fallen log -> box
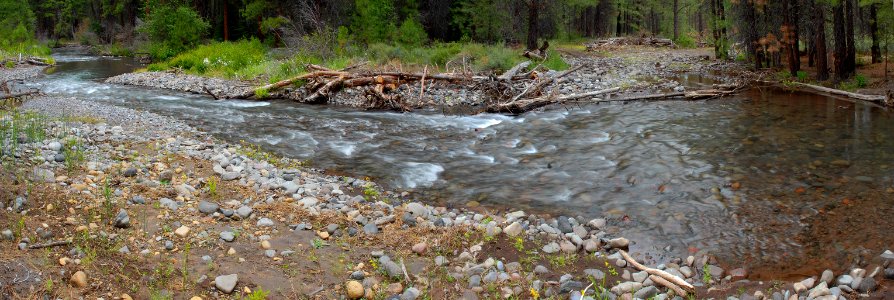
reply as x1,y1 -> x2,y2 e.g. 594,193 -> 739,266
788,82 -> 888,104
620,250 -> 695,295
498,61 -> 532,81
26,58 -> 52,66
488,87 -> 620,113
202,85 -> 219,100
512,63 -> 587,101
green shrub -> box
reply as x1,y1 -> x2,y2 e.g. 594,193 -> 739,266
396,18 -> 428,47
854,74 -> 867,88
142,5 -> 210,60
674,35 -> 696,48
796,70 -> 808,82
352,0 -> 396,43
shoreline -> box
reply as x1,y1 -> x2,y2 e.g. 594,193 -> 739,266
104,47 -> 753,111
2,61 -> 892,299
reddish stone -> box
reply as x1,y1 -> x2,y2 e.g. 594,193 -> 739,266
729,268 -> 748,281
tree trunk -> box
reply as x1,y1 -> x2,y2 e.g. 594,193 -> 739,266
718,0 -> 727,59
223,1 -> 229,41
784,0 -> 800,77
815,4 -> 829,81
845,0 -> 856,75
673,0 -> 679,40
527,0 -> 540,50
869,3 -> 881,64
833,2 -> 850,80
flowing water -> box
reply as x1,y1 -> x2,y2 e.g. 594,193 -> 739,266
27,50 -> 894,277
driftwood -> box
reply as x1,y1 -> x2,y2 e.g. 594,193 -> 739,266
788,82 -> 890,106
512,64 -> 587,101
649,275 -> 688,297
586,37 -> 675,51
599,84 -> 741,103
620,250 -> 695,295
488,87 -> 620,113
27,240 -> 71,249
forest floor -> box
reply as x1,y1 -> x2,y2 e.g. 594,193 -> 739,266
1,47 -> 893,300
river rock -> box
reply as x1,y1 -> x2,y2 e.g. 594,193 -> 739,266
346,280 -> 364,299
401,287 -> 420,300
542,242 -> 560,254
123,168 -> 137,177
47,141 -> 62,151
588,218 -> 606,229
174,226 -> 190,237
221,172 -> 240,181
504,222 -> 523,237
215,274 -> 238,294
836,275 -> 853,286
858,277 -> 877,293
257,218 -> 274,227
557,216 -> 573,233
634,286 -> 659,299
32,168 -> 55,183
220,231 -> 235,242
235,206 -> 252,218
606,237 -> 629,249
807,282 -> 830,299
412,242 -> 427,255
70,271 -> 88,288
881,250 -> 894,260
820,270 -> 834,285
379,257 -> 403,279
114,209 -> 130,228
198,201 -> 219,214
405,202 -> 428,218
610,282 -> 642,295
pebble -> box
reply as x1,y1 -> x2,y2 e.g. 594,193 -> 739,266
607,237 -> 629,249
411,242 -> 427,255
836,275 -> 853,286
401,287 -> 420,300
174,226 -> 190,237
885,268 -> 894,279
261,240 -> 271,249
250,215 -> 274,227
215,274 -> 239,294
198,201 -> 219,214
220,231 -> 235,242
634,286 -> 659,299
235,206 -> 252,219
114,209 -> 130,228
542,242 -> 560,254
820,269 -> 834,284
70,271 -> 88,288
362,223 -> 378,235
503,222 -> 523,236
1,229 -> 12,240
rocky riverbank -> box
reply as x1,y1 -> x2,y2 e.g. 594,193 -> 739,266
1,92 -> 892,299
104,48 -> 755,111
0,64 -> 46,83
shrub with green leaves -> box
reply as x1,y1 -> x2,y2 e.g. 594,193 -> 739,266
142,5 -> 210,60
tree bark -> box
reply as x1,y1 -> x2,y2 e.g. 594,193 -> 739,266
844,0 -> 856,75
784,0 -> 800,77
815,3 -> 829,81
833,1 -> 850,80
527,0 -> 540,50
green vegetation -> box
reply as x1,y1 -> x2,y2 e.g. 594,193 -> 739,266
147,40 -> 267,79
142,3 -> 210,60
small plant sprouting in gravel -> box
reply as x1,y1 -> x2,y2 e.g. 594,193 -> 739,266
311,237 -> 324,249
512,237 -> 525,252
702,263 -> 712,285
207,176 -> 219,198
